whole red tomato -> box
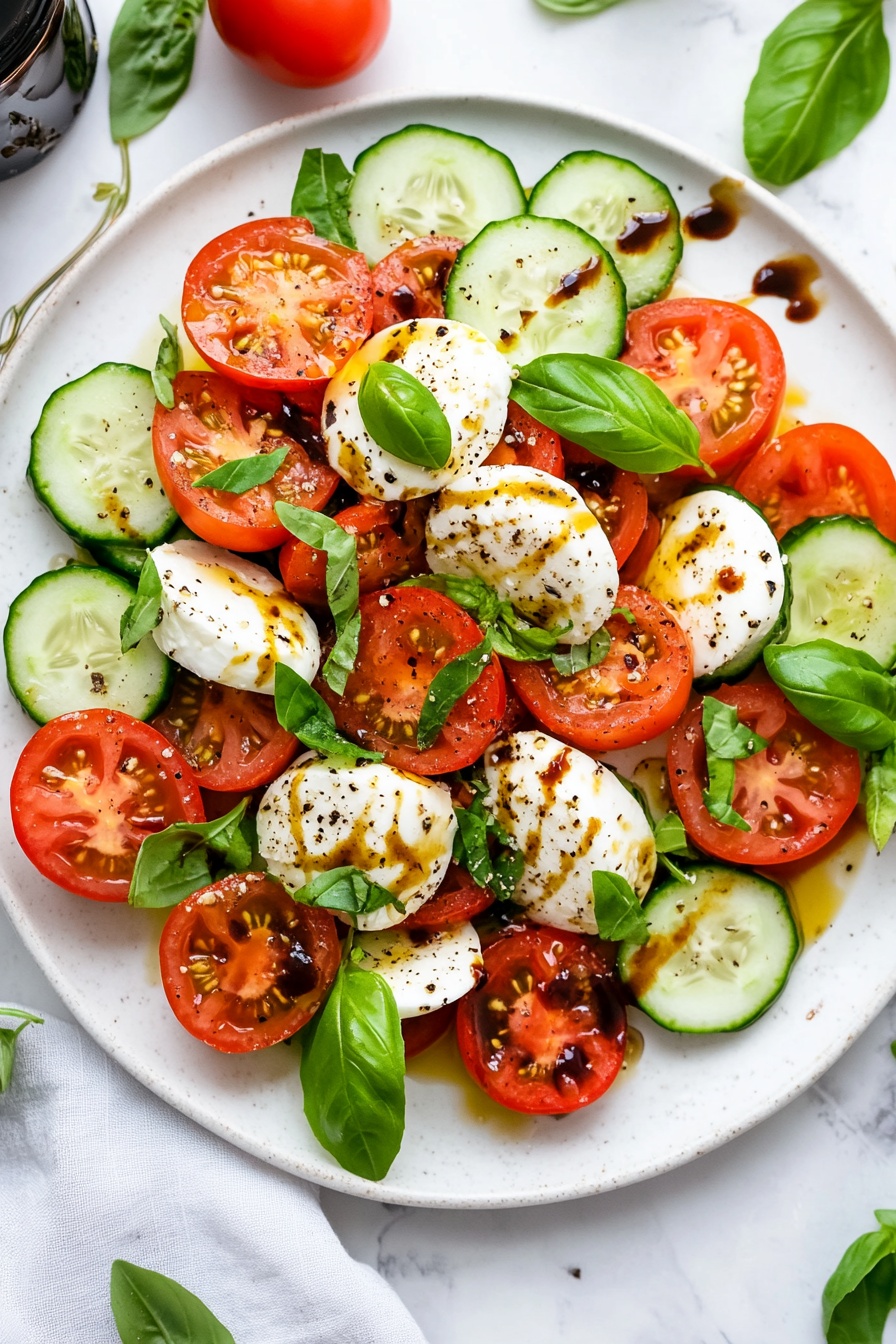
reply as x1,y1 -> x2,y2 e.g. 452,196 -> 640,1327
208,0 -> 390,88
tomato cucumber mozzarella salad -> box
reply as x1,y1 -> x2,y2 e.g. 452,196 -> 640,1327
7,124 -> 896,1181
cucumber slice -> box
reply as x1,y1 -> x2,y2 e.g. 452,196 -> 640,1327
781,514 -> 896,669
28,363 -> 176,548
85,520 -> 199,577
4,566 -> 173,724
618,864 -> 799,1033
349,123 -> 527,265
444,215 -> 626,365
528,151 -> 682,309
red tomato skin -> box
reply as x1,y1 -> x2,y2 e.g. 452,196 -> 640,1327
402,1002 -> 458,1059
619,511 -> 661,585
207,0 -> 390,88
484,403 -> 564,477
371,235 -> 462,331
11,710 -> 204,902
403,863 -> 494,930
562,440 -> 648,564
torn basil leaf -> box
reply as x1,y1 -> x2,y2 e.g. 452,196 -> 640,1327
120,554 -> 162,653
274,663 -> 382,762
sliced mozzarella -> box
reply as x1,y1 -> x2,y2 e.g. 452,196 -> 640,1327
355,920 -> 483,1018
483,730 -> 656,936
643,489 -> 785,680
256,759 -> 457,931
426,464 -> 618,642
151,539 -> 319,694
322,318 -> 510,501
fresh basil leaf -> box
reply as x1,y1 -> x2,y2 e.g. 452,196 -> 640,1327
551,629 -> 610,675
120,554 -> 162,653
275,502 -> 360,692
764,640 -> 896,752
110,1258 -> 235,1344
866,740 -> 896,853
703,757 -> 751,832
491,609 -> 573,661
744,0 -> 890,187
128,799 -> 251,908
294,866 -> 402,918
151,313 -> 180,409
300,957 -> 405,1181
273,663 -> 382,762
510,353 -> 704,475
490,845 -> 525,902
108,0 -> 205,144
290,148 -> 356,247
653,811 -> 695,857
701,696 -> 767,832
401,573 -> 502,626
358,363 -> 452,470
612,605 -> 636,623
324,608 -> 361,697
0,1009 -> 43,1093
535,0 -> 624,11
417,632 -> 494,751
452,781 -> 523,899
193,444 -> 289,494
591,870 -> 649,944
821,1211 -> 896,1344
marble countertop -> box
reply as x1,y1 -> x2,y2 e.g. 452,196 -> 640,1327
2,0 -> 895,1338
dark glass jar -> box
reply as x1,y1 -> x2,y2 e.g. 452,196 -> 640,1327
0,0 -> 97,180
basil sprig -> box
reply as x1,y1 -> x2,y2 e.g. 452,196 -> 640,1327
866,741 -> 896,853
110,1259 -> 235,1344
358,364 -> 452,471
510,353 -> 704,475
701,696 -> 768,832
152,314 -> 181,410
763,640 -> 896,752
293,866 -> 403,920
128,798 -> 255,908
300,941 -> 405,1181
275,502 -> 360,694
402,574 -> 572,661
109,0 -> 205,144
821,1209 -> 896,1344
536,0 -> 623,11
417,632 -> 495,751
591,871 -> 648,944
290,148 -> 356,247
452,778 -> 524,901
194,444 -> 289,494
120,554 -> 162,653
274,664 -> 382,762
0,1008 -> 43,1093
744,0 -> 889,186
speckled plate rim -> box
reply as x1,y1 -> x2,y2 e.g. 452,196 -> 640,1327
1,88 -> 894,1209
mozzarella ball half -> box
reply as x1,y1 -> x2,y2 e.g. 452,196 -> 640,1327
643,489 -> 785,680
483,730 -> 656,936
355,921 -> 483,1018
256,759 -> 457,931
426,464 -> 619,642
151,539 -> 319,693
322,318 -> 510,501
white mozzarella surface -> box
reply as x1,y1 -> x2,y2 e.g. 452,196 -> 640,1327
483,730 -> 656,936
322,318 -> 510,501
643,489 -> 785,680
256,759 -> 457,931
426,464 -> 618,642
355,921 -> 483,1018
151,539 -> 319,694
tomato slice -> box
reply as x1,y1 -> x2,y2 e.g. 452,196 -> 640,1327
11,710 -> 204,902
403,862 -> 494,930
371,235 -> 463,331
619,510 -> 661,584
402,1001 -> 458,1059
182,218 -> 373,405
318,586 -> 506,774
667,681 -> 861,865
456,923 -> 626,1114
159,871 -> 340,1052
279,498 -> 429,606
621,298 -> 786,479
505,585 -> 693,752
153,371 -> 339,551
734,422 -> 896,541
484,403 -> 564,477
563,440 -> 648,564
151,670 -> 298,792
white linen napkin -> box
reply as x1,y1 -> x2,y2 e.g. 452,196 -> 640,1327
0,1007 -> 427,1344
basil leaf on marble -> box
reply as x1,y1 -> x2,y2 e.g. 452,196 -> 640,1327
128,799 -> 252,908
290,149 -> 356,247
194,444 -> 289,494
591,870 -> 648,944
274,663 -> 382,762
120,554 -> 161,653
275,503 -> 360,693
294,866 -> 402,918
358,364 -> 452,470
108,0 -> 205,144
551,628 -> 610,675
821,1210 -> 896,1344
701,696 -> 768,832
110,1258 -> 235,1344
151,314 -> 181,410
764,640 -> 896,752
0,1008 -> 44,1093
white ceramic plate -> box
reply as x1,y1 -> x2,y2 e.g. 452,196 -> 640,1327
2,91 -> 895,1209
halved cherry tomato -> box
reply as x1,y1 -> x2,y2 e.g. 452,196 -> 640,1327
151,670 -> 298,792
279,497 -> 429,606
619,510 -> 661,584
153,371 -> 339,551
505,585 -> 692,752
734,422 -> 896,541
484,403 -> 564,477
159,871 -> 340,1052
563,440 -> 648,564
457,923 -> 626,1114
317,586 -> 506,774
667,682 -> 861,865
371,235 -> 462,331
10,710 -> 204,902
621,298 -> 785,479
404,863 -> 494,930
496,677 -> 534,736
402,1001 -> 458,1059
182,218 -> 373,408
